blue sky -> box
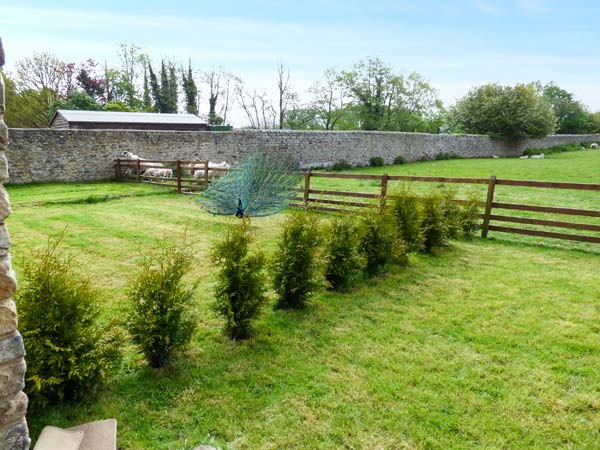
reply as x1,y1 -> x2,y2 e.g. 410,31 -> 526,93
2,0 -> 599,123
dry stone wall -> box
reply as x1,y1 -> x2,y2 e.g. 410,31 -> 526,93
0,38 -> 30,450
7,128 -> 600,184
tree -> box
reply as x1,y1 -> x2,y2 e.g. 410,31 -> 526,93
276,63 -> 297,129
147,62 -> 160,112
450,83 -> 556,139
309,67 -> 346,130
49,90 -> 101,117
116,43 -> 145,108
542,83 -> 594,134
76,59 -> 105,102
340,57 -> 442,132
2,73 -> 51,128
181,60 -> 198,115
142,67 -> 152,112
203,69 -> 239,124
235,84 -> 276,129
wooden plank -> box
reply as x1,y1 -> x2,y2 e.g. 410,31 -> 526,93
388,175 -> 490,184
309,189 -> 379,199
495,179 -> 600,191
492,202 -> 600,218
176,160 -> 182,193
303,171 -> 311,206
310,172 -> 383,180
308,198 -> 373,208
488,225 -> 600,244
489,215 -> 600,232
481,176 -> 496,238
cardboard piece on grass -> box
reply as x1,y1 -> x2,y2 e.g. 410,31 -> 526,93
66,418 -> 117,450
33,426 -> 84,450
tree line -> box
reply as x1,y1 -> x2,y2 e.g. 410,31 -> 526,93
2,43 -> 599,139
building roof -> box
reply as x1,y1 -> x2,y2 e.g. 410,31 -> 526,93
51,110 -> 206,125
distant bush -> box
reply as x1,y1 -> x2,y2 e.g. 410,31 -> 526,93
434,152 -> 462,161
324,216 -> 363,291
360,209 -> 407,276
369,156 -> 385,167
127,239 -> 196,368
330,159 -> 352,171
523,143 -> 581,156
272,213 -> 322,309
390,185 -> 423,252
393,155 -> 407,165
18,237 -> 121,407
440,189 -> 463,240
420,192 -> 449,252
212,220 -> 267,339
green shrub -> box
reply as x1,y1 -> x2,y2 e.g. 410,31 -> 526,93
434,152 -> 462,161
460,192 -> 481,238
127,240 -> 196,368
212,220 -> 267,339
369,156 -> 385,167
360,209 -> 407,276
523,143 -> 581,156
420,192 -> 449,253
330,159 -> 352,171
272,213 -> 322,309
324,216 -> 363,291
17,238 -> 121,407
390,185 -> 423,252
393,155 -> 407,165
440,189 -> 462,240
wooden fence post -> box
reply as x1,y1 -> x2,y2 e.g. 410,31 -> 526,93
481,175 -> 497,238
115,159 -> 121,181
176,160 -> 182,193
136,159 -> 141,183
303,170 -> 311,209
204,160 -> 209,186
380,173 -> 389,210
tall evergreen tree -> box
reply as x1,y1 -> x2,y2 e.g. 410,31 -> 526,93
160,61 -> 171,113
181,60 -> 198,115
168,64 -> 178,113
142,67 -> 152,112
148,62 -> 161,112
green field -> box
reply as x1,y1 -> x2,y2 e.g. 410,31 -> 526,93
7,150 -> 600,449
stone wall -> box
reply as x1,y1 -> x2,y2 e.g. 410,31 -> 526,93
0,38 -> 30,450
7,128 -> 600,184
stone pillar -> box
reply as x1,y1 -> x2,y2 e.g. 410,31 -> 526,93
0,37 -> 30,450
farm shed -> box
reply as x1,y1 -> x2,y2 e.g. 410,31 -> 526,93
49,110 -> 209,131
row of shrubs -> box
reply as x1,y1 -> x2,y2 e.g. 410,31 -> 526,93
329,152 -> 463,171
16,186 -> 479,408
523,141 -> 596,156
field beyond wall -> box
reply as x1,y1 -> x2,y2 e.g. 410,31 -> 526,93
7,150 -> 600,449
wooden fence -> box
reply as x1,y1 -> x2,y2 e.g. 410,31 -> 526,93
114,159 -> 228,193
290,171 -> 600,245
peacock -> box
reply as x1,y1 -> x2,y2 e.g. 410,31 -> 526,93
196,151 -> 300,218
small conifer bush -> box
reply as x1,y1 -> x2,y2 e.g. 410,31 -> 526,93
440,189 -> 463,240
420,192 -> 449,252
360,209 -> 408,276
127,239 -> 196,368
390,185 -> 423,252
212,220 -> 267,340
272,213 -> 322,309
369,156 -> 385,167
17,237 -> 121,407
460,192 -> 481,238
323,216 -> 363,291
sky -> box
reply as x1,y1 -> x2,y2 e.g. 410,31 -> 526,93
1,0 -> 599,125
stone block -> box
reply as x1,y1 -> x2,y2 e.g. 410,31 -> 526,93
0,223 -> 11,256
0,417 -> 30,450
0,332 -> 24,363
33,426 -> 83,450
0,154 -> 8,181
0,299 -> 18,335
0,391 -> 27,426
66,419 -> 118,450
0,357 -> 26,398
0,256 -> 16,301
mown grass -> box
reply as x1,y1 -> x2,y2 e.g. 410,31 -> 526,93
6,152 -> 600,449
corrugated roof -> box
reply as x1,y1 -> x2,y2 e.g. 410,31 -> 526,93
55,110 -> 206,125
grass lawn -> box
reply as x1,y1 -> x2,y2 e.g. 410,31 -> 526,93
6,151 -> 600,449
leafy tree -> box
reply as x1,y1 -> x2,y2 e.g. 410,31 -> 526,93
142,67 -> 152,112
181,60 -> 198,115
451,83 -> 556,139
542,83 -> 594,134
309,67 -> 346,130
76,59 -> 105,102
3,73 -> 51,128
49,90 -> 101,117
340,57 -> 442,132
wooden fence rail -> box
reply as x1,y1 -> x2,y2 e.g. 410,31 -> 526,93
291,171 -> 600,245
114,159 -> 600,245
114,159 -> 228,193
